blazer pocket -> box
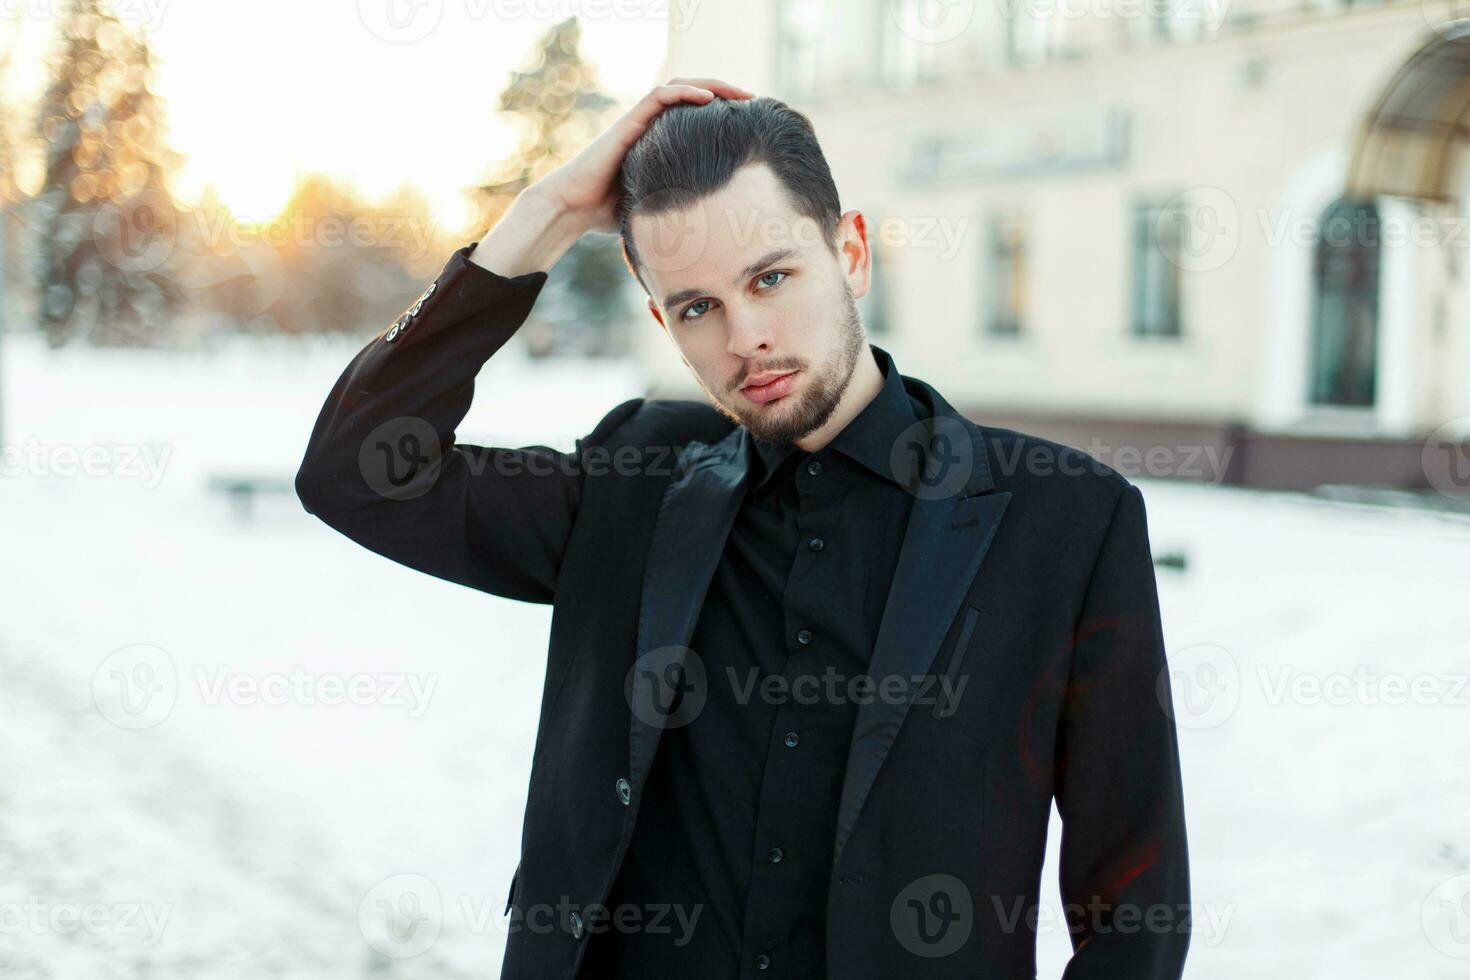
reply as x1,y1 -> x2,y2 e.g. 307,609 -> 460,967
504,861 -> 521,916
932,604 -> 980,720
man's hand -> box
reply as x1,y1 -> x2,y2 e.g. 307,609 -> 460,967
539,78 -> 756,234
470,78 -> 754,278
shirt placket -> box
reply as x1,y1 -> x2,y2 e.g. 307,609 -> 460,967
737,451 -> 840,978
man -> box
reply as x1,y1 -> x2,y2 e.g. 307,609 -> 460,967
295,79 -> 1190,979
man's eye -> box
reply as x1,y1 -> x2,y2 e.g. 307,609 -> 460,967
680,273 -> 787,322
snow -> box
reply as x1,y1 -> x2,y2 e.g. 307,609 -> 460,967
1,331 -> 1466,977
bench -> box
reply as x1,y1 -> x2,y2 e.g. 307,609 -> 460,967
207,473 -> 296,522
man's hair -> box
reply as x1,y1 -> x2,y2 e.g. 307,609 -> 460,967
615,95 -> 842,298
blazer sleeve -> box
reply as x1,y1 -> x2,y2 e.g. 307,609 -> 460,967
293,240 -> 643,605
1055,482 -> 1191,978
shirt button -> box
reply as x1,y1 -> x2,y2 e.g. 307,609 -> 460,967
783,731 -> 799,748
756,953 -> 771,970
615,777 -> 631,805
806,459 -> 822,476
796,628 -> 812,645
768,847 -> 784,863
808,537 -> 824,552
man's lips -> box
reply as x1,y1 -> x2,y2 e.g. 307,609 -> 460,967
741,371 -> 798,404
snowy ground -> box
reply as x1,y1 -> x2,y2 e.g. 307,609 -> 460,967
0,331 -> 1467,978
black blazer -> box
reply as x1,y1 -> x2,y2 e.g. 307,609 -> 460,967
295,242 -> 1190,979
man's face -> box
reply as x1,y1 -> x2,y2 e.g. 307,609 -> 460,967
632,161 -> 872,446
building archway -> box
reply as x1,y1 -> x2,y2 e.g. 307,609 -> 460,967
1345,19 -> 1470,435
1345,19 -> 1470,206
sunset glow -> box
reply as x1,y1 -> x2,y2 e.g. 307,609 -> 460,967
3,0 -> 669,232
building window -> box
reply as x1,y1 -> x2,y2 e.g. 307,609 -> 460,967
1132,0 -> 1220,43
882,0 -> 941,87
777,0 -> 884,96
1130,199 -> 1185,338
984,214 -> 1027,336
776,0 -> 826,97
1308,197 -> 1379,407
1005,3 -> 1061,68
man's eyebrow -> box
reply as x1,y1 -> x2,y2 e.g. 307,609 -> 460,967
661,248 -> 801,311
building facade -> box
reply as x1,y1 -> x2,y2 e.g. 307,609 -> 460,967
637,0 -> 1470,492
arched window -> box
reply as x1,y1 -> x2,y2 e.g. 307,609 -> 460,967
1308,197 -> 1379,407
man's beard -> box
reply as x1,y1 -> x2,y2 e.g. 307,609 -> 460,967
700,281 -> 866,446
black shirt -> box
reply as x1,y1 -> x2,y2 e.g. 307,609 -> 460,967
578,345 -> 922,979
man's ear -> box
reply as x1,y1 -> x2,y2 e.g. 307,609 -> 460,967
647,298 -> 668,333
840,209 -> 872,303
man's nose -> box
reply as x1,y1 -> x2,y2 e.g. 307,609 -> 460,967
725,305 -> 776,358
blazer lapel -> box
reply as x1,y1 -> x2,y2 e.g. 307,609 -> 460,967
626,388 -> 1013,872
831,401 -> 1012,868
627,424 -> 750,809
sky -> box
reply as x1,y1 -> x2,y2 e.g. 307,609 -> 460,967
2,0 -> 671,232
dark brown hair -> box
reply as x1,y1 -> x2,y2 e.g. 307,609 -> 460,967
615,95 -> 842,297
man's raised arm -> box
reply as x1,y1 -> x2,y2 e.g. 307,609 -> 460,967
292,189 -> 612,604
293,79 -> 754,604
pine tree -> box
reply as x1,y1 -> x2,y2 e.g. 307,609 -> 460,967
1,32 -> 20,332
469,17 -> 634,357
31,0 -> 185,347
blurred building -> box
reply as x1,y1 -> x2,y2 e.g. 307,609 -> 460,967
637,0 -> 1470,491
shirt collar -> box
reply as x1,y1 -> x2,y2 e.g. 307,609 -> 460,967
748,344 -> 919,493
